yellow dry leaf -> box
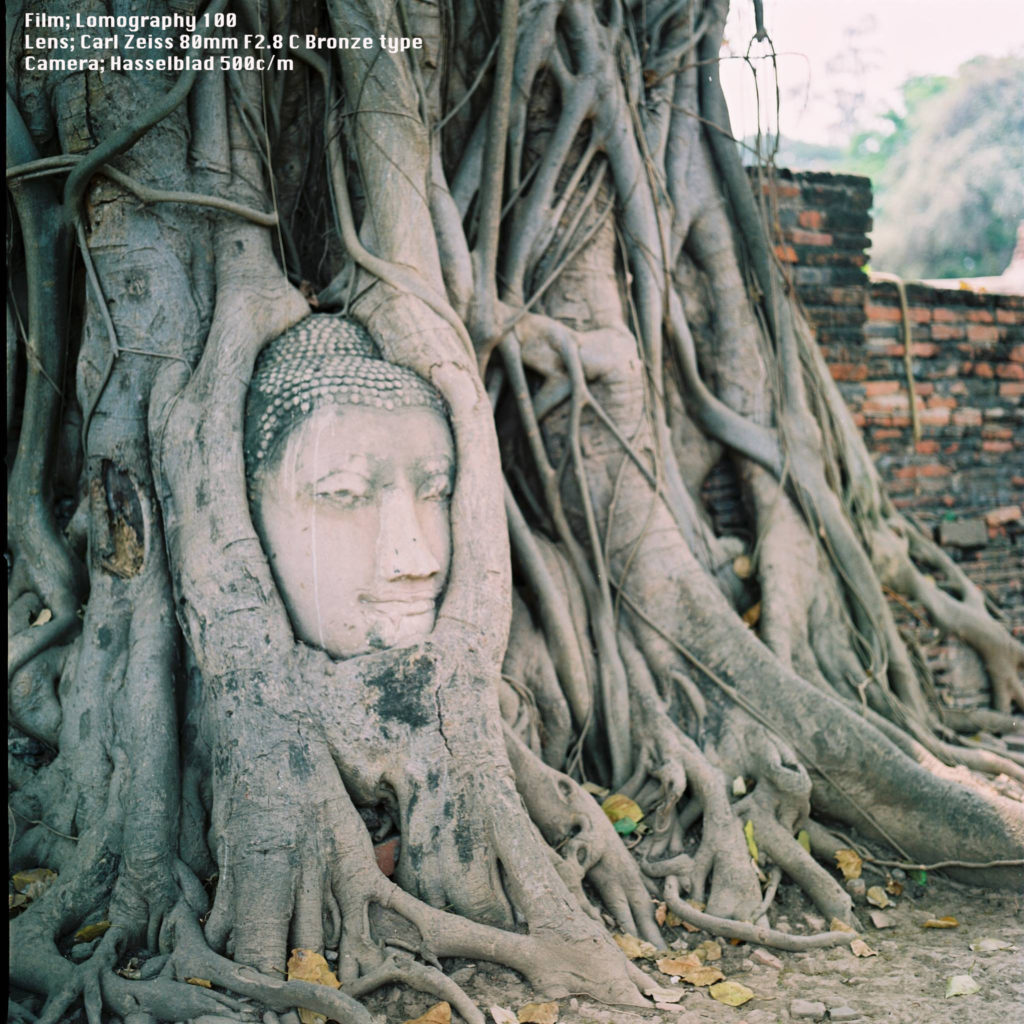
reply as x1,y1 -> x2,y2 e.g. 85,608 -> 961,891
602,794 -> 644,826
834,849 -> 862,880
654,901 -> 667,926
403,1003 -> 452,1024
613,933 -> 656,959
866,886 -> 889,909
732,775 -> 747,796
517,1002 -> 558,1024
829,918 -> 856,933
732,554 -> 753,579
287,948 -> 341,989
696,940 -> 722,962
923,916 -> 959,929
74,921 -> 112,943
797,829 -> 811,853
288,948 -> 342,1024
850,939 -> 877,958
31,608 -> 53,626
743,820 -> 759,860
656,954 -> 702,976
185,977 -> 212,988
709,980 -> 754,1006
489,1008 -> 518,1024
742,601 -> 761,627
12,868 -> 58,899
664,909 -> 685,927
9,893 -> 28,910
886,877 -> 903,896
680,966 -> 725,987
582,782 -> 609,798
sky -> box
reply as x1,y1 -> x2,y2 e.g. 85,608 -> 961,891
720,0 -> 1024,146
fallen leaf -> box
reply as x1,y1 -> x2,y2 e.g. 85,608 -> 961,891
404,1004 -> 452,1024
923,916 -> 959,929
489,1009 -> 518,1024
517,1002 -> 558,1024
679,966 -> 725,987
885,878 -> 904,896
74,921 -> 111,943
582,782 -> 609,798
742,601 -> 761,627
656,954 -> 702,976
185,977 -> 211,988
12,868 -> 58,900
834,849 -> 862,880
866,886 -> 889,909
732,554 -> 753,579
602,794 -> 644,826
744,820 -> 759,860
945,975 -> 980,998
969,937 -> 1014,952
869,911 -> 895,929
288,948 -> 342,1024
31,608 -> 53,626
829,918 -> 856,933
850,939 -> 877,958
797,829 -> 811,854
654,901 -> 667,926
696,940 -> 722,962
287,948 -> 341,989
9,893 -> 28,911
709,980 -> 754,1006
732,775 -> 747,796
613,933 -> 656,959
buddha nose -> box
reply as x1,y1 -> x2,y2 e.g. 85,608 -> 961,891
377,487 -> 442,581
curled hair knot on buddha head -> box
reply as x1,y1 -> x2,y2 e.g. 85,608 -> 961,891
245,314 -> 448,486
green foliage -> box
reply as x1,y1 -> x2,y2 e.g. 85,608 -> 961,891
849,58 -> 1024,279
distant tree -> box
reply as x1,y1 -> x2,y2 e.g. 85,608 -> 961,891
851,58 -> 1024,278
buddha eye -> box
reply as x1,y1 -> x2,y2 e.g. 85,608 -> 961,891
418,473 -> 452,502
314,472 -> 372,508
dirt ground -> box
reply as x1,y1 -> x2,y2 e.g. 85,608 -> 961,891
380,872 -> 1023,1024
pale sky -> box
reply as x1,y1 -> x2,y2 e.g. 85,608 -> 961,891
721,0 -> 1024,145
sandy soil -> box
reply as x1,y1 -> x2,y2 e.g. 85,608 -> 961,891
382,873 -> 1023,1024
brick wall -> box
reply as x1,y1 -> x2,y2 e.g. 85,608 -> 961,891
740,169 -> 1024,691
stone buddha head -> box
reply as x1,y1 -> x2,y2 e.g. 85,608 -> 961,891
245,315 -> 454,659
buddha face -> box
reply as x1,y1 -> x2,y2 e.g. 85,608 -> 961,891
252,404 -> 454,658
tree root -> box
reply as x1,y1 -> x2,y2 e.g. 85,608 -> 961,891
662,878 -> 856,952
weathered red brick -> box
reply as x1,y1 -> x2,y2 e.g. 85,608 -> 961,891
932,323 -> 965,340
997,363 -> 1024,380
915,440 -> 940,454
911,342 -> 938,358
918,407 -> 951,426
914,382 -> 934,396
927,395 -> 957,409
952,408 -> 983,427
932,307 -> 959,322
851,412 -> 866,427
874,429 -> 902,439
983,440 -> 1015,453
966,309 -> 995,323
867,303 -> 902,322
1009,344 -> 1024,363
982,426 -> 1014,440
974,362 -> 995,378
829,363 -> 869,382
999,381 -> 1024,397
798,209 -> 823,229
775,244 -> 797,263
864,379 -> 901,396
949,381 -> 968,394
909,307 -> 931,323
967,324 -> 999,344
997,308 -> 1022,324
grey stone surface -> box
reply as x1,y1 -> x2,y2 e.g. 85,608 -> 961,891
828,1007 -> 863,1022
939,516 -> 988,548
790,999 -> 827,1020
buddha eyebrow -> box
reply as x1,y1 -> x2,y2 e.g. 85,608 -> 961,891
411,455 -> 454,478
313,455 -> 380,488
